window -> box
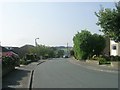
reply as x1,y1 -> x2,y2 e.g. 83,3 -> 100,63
112,45 -> 117,50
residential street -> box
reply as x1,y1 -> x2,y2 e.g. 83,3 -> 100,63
32,58 -> 118,88
2,58 -> 118,89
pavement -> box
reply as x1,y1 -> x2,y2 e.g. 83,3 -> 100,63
2,60 -> 45,89
69,57 -> 119,73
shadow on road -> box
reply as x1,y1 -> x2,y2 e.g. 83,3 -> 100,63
2,69 -> 30,89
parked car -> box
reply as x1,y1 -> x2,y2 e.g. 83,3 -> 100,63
63,55 -> 69,58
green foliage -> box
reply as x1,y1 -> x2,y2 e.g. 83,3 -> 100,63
73,30 -> 93,60
25,54 -> 36,60
73,30 -> 106,60
70,50 -> 74,56
20,59 -> 27,65
29,45 -> 56,59
57,50 -> 64,58
95,2 -> 120,42
98,57 -> 111,65
110,55 -> 120,61
92,34 -> 106,56
2,56 -> 20,67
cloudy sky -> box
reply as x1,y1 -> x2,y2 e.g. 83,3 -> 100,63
0,1 -> 116,47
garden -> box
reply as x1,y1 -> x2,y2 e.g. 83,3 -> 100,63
2,51 -> 20,76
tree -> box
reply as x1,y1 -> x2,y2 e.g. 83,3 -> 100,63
73,30 -> 106,60
29,44 -> 56,59
95,1 -> 120,42
70,50 -> 74,56
92,34 -> 106,56
73,30 -> 93,60
57,50 -> 64,58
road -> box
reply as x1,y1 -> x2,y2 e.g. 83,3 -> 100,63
32,58 -> 118,88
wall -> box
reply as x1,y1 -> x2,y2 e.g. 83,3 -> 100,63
110,40 -> 120,56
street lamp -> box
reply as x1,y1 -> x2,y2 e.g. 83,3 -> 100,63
35,38 -> 39,60
35,38 -> 39,46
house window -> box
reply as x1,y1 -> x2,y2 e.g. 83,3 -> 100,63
112,45 -> 117,50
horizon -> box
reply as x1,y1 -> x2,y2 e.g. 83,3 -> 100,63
1,44 -> 73,48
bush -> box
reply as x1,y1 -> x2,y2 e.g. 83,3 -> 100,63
2,56 -> 20,67
20,59 -> 27,65
110,55 -> 120,61
98,57 -> 111,65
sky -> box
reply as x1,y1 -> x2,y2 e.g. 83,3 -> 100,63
0,1 -> 116,47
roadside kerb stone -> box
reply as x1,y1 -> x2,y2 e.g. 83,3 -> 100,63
2,60 -> 46,89
28,60 -> 46,89
69,58 -> 118,73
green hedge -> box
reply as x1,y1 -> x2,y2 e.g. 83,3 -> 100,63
2,56 -> 20,67
98,57 -> 111,65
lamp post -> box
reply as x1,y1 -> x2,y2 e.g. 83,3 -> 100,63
35,38 -> 39,46
35,38 -> 39,59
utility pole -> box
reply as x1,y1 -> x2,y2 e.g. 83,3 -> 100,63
67,43 -> 68,56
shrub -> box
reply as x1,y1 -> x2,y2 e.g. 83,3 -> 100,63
20,59 -> 27,65
2,56 -> 20,67
98,57 -> 111,65
114,56 -> 120,61
110,55 -> 120,61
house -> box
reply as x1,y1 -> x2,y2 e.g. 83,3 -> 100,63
103,37 -> 120,56
110,40 -> 120,56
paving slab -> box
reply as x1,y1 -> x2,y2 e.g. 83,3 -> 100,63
2,60 -> 45,89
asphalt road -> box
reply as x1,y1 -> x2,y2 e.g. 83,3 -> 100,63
32,58 -> 118,88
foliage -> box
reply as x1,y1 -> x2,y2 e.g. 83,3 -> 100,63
29,45 -> 56,59
70,50 -> 74,56
20,59 -> 27,65
110,55 -> 120,61
95,2 -> 120,42
57,50 -> 64,58
98,57 -> 111,65
73,30 -> 93,60
20,59 -> 32,65
2,55 -> 20,67
25,54 -> 37,61
92,34 -> 106,56
73,30 -> 106,60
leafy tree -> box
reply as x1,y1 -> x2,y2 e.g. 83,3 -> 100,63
95,2 -> 120,42
92,34 -> 106,56
70,50 -> 74,56
57,50 -> 64,58
29,45 -> 56,59
73,30 -> 93,60
73,30 -> 106,60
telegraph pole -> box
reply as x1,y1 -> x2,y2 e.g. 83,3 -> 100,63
67,43 -> 68,56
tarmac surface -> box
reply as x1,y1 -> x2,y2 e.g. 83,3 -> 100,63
33,58 -> 118,88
